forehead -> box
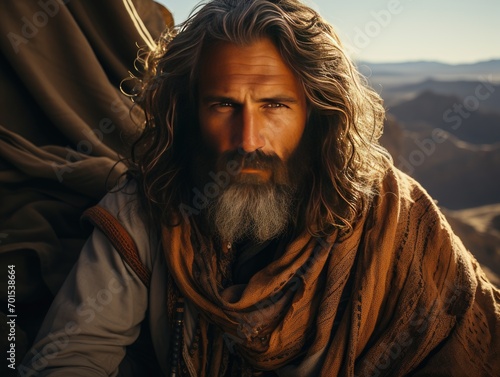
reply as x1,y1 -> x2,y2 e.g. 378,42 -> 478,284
198,38 -> 301,91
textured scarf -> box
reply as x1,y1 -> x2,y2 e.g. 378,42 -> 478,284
162,167 -> 500,376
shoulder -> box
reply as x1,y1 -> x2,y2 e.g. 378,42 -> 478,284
98,178 -> 144,226
366,165 -> 456,252
92,178 -> 159,271
378,165 -> 442,215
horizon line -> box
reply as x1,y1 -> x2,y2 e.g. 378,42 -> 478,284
356,57 -> 500,66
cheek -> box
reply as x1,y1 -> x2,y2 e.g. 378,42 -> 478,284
278,115 -> 307,157
198,113 -> 233,153
292,119 -> 306,145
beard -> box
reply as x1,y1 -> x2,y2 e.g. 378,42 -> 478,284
207,149 -> 297,244
208,178 -> 295,244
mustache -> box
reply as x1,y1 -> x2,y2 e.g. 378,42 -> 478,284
215,149 -> 286,174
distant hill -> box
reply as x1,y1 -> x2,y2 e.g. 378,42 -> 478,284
388,91 -> 500,145
443,206 -> 500,284
373,60 -> 500,281
359,59 -> 500,87
380,116 -> 500,209
360,59 -> 500,75
369,62 -> 500,208
378,79 -> 500,111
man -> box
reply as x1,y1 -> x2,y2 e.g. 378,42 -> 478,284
20,0 -> 500,376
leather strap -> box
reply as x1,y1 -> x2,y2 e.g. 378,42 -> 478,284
82,205 -> 151,287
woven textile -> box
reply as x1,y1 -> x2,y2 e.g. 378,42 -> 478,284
162,167 -> 500,376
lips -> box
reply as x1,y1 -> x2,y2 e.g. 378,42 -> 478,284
214,149 -> 288,185
239,168 -> 272,181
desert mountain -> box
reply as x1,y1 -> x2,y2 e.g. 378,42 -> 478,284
374,65 -> 500,281
378,79 -> 500,111
443,205 -> 500,286
388,90 -> 500,145
359,59 -> 500,86
381,118 -> 500,210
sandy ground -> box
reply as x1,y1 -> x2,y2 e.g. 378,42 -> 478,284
443,204 -> 500,287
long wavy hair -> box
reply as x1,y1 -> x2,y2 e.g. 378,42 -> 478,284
129,0 -> 392,236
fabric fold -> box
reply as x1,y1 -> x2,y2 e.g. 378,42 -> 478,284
161,167 -> 500,376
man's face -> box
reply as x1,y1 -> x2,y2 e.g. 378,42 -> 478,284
196,38 -> 309,243
198,37 -> 308,177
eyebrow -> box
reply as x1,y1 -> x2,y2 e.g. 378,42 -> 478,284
201,95 -> 299,104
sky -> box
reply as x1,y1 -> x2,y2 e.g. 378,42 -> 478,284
157,0 -> 500,64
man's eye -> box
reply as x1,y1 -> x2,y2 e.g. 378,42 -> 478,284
211,102 -> 235,112
265,103 -> 287,109
212,102 -> 235,109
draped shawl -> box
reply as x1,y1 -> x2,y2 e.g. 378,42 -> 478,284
162,167 -> 500,376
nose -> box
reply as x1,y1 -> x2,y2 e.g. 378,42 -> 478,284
239,106 -> 266,153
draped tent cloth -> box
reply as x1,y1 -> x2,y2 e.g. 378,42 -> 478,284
0,0 -> 170,358
162,167 -> 500,376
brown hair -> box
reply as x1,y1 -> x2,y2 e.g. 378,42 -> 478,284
129,0 -> 392,235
